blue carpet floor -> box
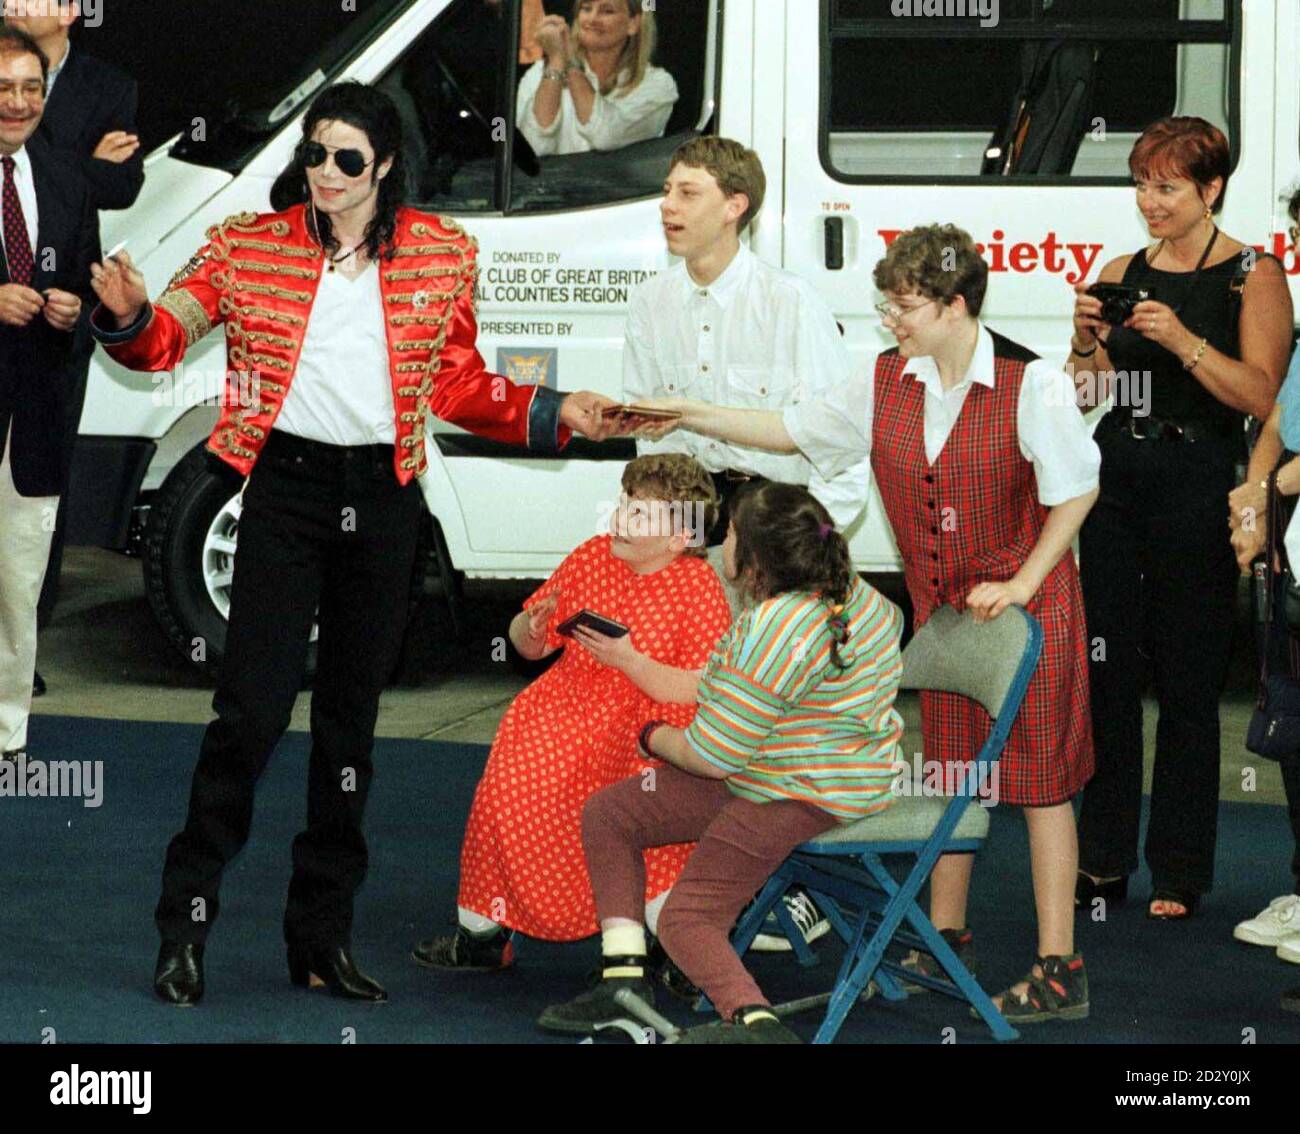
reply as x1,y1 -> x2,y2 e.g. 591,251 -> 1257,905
2,715 -> 1298,1044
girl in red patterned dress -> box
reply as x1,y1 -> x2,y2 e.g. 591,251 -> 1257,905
413,454 -> 732,973
627,225 -> 1102,1024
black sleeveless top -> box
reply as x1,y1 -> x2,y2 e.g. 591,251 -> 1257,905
1104,247 -> 1244,436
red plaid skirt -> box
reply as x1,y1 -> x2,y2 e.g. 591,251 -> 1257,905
915,554 -> 1094,806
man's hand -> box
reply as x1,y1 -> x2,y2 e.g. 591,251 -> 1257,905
1228,480 -> 1267,533
92,130 -> 141,164
0,283 -> 45,327
41,289 -> 81,332
1232,523 -> 1267,576
560,391 -> 622,441
89,250 -> 149,328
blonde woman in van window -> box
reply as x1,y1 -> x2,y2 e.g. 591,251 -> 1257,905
1070,117 -> 1294,923
517,0 -> 678,156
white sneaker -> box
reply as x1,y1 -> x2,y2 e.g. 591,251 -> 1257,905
1279,933 -> 1300,964
751,890 -> 830,953
1232,894 -> 1300,946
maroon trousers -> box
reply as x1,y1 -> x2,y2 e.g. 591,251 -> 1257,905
582,764 -> 837,1019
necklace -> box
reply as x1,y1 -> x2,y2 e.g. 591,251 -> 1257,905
327,245 -> 360,273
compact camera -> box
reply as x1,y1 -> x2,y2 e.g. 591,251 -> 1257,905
1086,283 -> 1152,325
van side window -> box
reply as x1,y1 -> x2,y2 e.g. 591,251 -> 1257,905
824,0 -> 1234,182
376,0 -> 510,211
509,0 -> 718,212
377,0 -> 718,214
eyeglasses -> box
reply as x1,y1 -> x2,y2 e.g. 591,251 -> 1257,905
875,297 -> 941,322
301,140 -> 375,179
0,80 -> 45,103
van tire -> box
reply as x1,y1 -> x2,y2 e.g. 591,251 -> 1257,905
142,446 -> 318,683
390,512 -> 467,685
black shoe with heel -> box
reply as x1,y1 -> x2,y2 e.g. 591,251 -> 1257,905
154,941 -> 204,1006
1074,872 -> 1128,910
288,943 -> 387,1001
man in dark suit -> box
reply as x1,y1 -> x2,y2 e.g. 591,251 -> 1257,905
3,0 -> 142,645
0,25 -> 99,759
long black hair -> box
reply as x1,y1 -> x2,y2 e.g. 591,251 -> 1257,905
730,482 -> 857,669
270,81 -> 408,263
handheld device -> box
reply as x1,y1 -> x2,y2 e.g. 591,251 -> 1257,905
556,609 -> 631,639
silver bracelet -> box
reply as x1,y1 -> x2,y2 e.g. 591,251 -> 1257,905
542,66 -> 566,83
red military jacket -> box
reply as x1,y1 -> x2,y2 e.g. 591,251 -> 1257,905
91,204 -> 571,483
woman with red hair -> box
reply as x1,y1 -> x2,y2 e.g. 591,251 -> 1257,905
1070,117 -> 1294,920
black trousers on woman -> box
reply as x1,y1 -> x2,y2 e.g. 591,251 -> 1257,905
1077,421 -> 1240,896
155,431 -> 422,947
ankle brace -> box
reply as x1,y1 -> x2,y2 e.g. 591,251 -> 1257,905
601,955 -> 646,980
734,1005 -> 779,1027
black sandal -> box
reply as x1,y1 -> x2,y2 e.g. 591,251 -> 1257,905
1147,890 -> 1198,921
980,954 -> 1089,1024
1074,871 -> 1127,910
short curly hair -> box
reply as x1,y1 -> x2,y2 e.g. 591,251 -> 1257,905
621,453 -> 718,557
873,223 -> 989,318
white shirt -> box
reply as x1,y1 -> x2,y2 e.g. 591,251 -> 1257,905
46,43 -> 69,94
0,145 -> 39,274
783,323 -> 1100,507
624,244 -> 872,528
274,263 -> 395,446
516,58 -> 678,156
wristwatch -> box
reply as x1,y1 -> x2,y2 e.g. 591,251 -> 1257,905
638,719 -> 667,758
543,66 -> 566,82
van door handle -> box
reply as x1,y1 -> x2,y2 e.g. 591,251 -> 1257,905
824,217 -> 844,271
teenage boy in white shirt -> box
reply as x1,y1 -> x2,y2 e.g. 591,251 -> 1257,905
624,135 -> 871,579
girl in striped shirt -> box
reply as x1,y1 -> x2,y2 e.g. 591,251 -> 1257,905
537,481 -> 905,1043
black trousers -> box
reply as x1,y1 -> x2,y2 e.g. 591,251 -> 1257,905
1076,421 -> 1239,894
1284,752 -> 1300,893
155,431 -> 422,946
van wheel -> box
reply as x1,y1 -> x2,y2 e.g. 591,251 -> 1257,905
390,512 -> 468,685
142,447 -> 319,682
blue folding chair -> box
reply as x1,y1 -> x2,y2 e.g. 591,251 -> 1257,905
727,603 -> 1043,1043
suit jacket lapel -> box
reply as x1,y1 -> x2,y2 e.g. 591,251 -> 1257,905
27,138 -> 64,292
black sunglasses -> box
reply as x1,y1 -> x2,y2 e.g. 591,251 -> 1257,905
301,140 -> 374,179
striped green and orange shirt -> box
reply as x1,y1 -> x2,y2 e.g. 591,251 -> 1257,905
685,576 -> 905,822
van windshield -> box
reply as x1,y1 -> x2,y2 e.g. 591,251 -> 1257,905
167,0 -> 412,173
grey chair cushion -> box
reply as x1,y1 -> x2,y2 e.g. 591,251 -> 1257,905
900,604 -> 1033,718
805,794 -> 990,847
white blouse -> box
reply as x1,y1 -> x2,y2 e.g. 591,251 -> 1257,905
274,263 -> 395,447
783,323 -> 1101,507
516,58 -> 678,156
